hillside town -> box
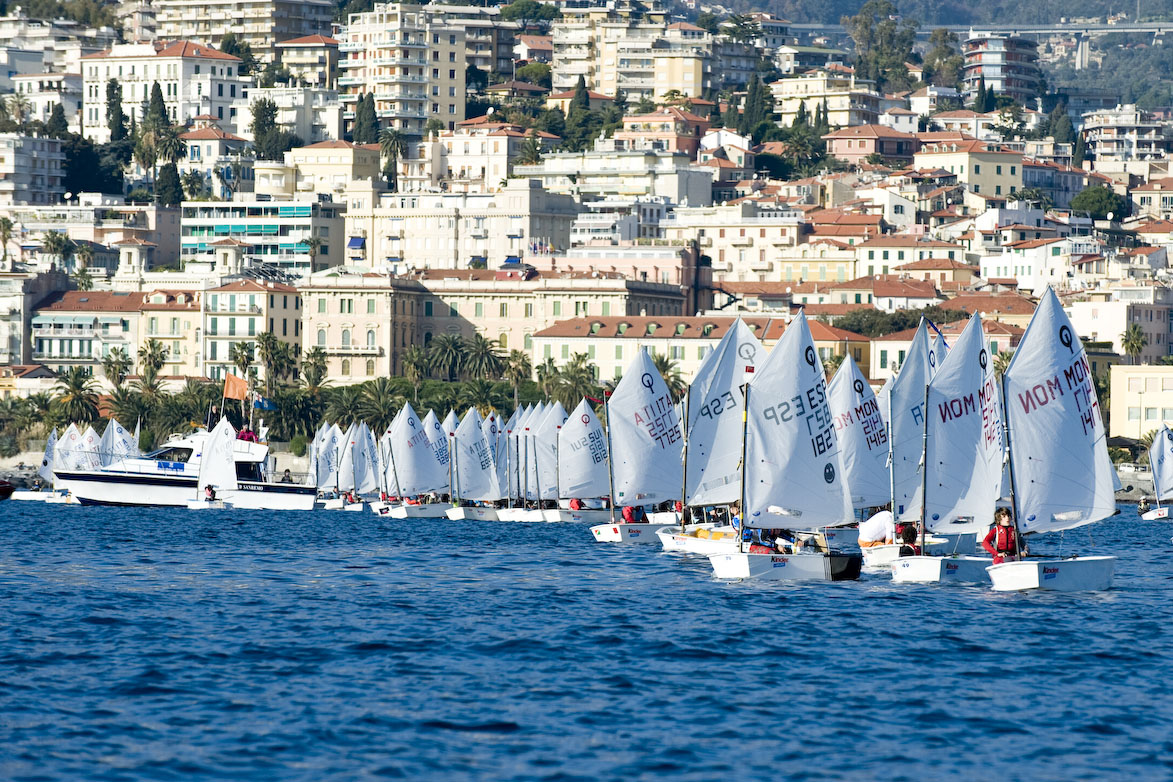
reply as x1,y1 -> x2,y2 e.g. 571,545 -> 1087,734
1,0 -> 1172,453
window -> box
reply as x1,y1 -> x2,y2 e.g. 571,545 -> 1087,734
524,303 -> 533,318
340,298 -> 353,314
974,164 -> 981,174
499,333 -> 508,349
341,329 -> 351,347
553,302 -> 561,317
499,303 -> 508,318
475,302 -> 483,317
561,345 -> 569,359
367,299 -> 376,314
367,330 -> 375,348
366,359 -> 375,376
524,334 -> 532,350
615,345 -> 623,359
880,350 -> 888,369
342,359 -> 350,375
601,302 -> 610,317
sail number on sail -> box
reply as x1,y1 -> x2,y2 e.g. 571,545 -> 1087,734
566,427 -> 607,464
1014,353 -> 1100,437
832,396 -> 886,452
762,378 -> 835,458
631,389 -> 682,449
938,375 -> 1001,446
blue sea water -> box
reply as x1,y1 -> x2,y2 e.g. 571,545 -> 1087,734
1,503 -> 1171,782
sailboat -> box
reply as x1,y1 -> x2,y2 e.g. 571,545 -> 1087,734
550,398 -> 613,523
445,408 -> 503,521
1142,426 -> 1173,520
989,287 -> 1117,591
187,417 -> 238,509
658,319 -> 761,553
709,313 -> 861,580
381,403 -> 450,518
335,422 -> 367,511
892,314 -> 1002,583
496,404 -> 534,522
590,348 -> 685,542
11,428 -> 63,501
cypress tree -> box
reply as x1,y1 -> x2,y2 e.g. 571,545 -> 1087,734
155,162 -> 183,206
352,94 -> 378,144
145,81 -> 168,130
1073,132 -> 1086,168
45,103 -> 69,137
793,100 -> 809,128
570,75 -> 590,114
106,78 -> 127,141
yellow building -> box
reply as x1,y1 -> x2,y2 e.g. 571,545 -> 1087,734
769,70 -> 882,128
1109,364 -> 1173,439
253,140 -> 384,201
660,201 -> 805,282
138,290 -> 203,378
203,279 -> 301,382
913,139 -> 1023,198
275,34 -> 339,90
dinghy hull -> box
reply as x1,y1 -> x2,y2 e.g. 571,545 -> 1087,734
591,521 -> 677,542
1141,507 -> 1169,521
987,556 -> 1116,592
708,551 -> 863,581
862,533 -> 978,568
891,555 -> 992,584
541,509 -> 611,523
445,506 -> 499,521
382,502 -> 448,519
656,525 -> 737,554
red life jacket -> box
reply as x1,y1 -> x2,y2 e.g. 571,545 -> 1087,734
622,506 -> 636,523
569,498 -> 583,510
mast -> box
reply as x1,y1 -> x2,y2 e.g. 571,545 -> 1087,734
886,398 -> 896,544
504,424 -> 513,508
918,381 -> 930,552
522,426 -> 530,508
605,391 -> 617,524
738,383 -> 750,554
530,429 -> 541,510
999,376 -> 1025,559
679,386 -> 690,532
386,431 -> 404,507
448,428 -> 455,505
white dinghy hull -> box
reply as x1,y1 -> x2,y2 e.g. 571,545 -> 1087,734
541,509 -> 611,523
891,555 -> 992,584
590,521 -> 677,543
382,502 -> 448,519
798,526 -> 859,551
656,525 -> 737,555
1141,507 -> 1170,521
709,551 -> 863,581
987,556 -> 1116,592
862,532 -> 978,568
445,506 -> 499,521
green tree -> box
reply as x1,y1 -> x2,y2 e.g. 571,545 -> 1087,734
181,170 -> 207,199
40,231 -> 75,271
723,14 -> 762,43
1122,322 -> 1148,364
45,103 -> 68,137
250,97 -> 278,141
0,216 -> 13,270
922,28 -> 962,88
299,236 -> 324,270
500,0 -> 559,32
1070,185 -> 1127,219
694,12 -> 720,33
52,367 -> 100,424
219,33 -> 257,75
515,61 -> 552,89
841,0 -> 917,93
466,64 -> 489,93
144,82 -> 168,131
359,377 -> 405,432
301,347 -> 328,393
428,333 -> 465,382
1073,132 -> 1087,167
651,352 -> 686,403
230,341 -> 255,378
401,344 -> 429,402
102,346 -> 132,388
155,162 -> 184,207
504,349 -> 532,410
106,79 -> 128,141
378,127 -> 408,191
569,75 -> 590,113
464,333 -> 504,379
352,93 -> 378,144
516,129 -> 543,165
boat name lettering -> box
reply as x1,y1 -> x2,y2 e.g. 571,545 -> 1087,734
405,429 -> 429,449
833,398 -> 887,452
771,556 -> 788,567
156,460 -> 184,471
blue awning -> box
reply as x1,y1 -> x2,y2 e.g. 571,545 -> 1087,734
386,256 -> 401,263
347,236 -> 366,250
504,256 -> 521,264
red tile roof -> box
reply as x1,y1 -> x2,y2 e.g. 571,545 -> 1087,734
277,34 -> 339,46
83,40 -> 241,61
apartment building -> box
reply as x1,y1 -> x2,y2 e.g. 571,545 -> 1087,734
961,33 -> 1041,104
0,133 -> 65,206
253,140 -> 383,203
179,124 -> 252,200
660,201 -> 804,282
230,86 -> 344,145
978,235 -> 1104,294
155,0 -> 333,63
338,3 -> 466,137
770,70 -> 883,128
1132,178 -> 1173,221
399,121 -> 560,194
203,279 -> 301,380
0,12 -> 118,74
1081,104 -> 1173,165
81,41 -> 251,143
822,125 -> 918,166
343,178 -> 579,270
3,195 -> 181,263
913,138 -> 1023,198
1068,284 -> 1173,367
11,73 -> 83,134
30,290 -> 144,374
0,269 -> 71,364
180,198 -> 345,276
512,146 -> 713,206
426,4 -> 520,75
1109,364 -> 1173,439
138,289 -> 203,378
274,34 -> 339,90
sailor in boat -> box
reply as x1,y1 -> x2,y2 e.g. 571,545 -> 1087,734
897,525 -> 921,557
1138,497 -> 1151,514
858,504 -> 894,548
621,505 -> 647,523
204,485 -> 217,502
280,469 -> 293,483
981,508 -> 1026,564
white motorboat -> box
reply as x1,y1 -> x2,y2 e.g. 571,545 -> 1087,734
709,550 -> 863,581
891,555 -> 993,584
862,533 -> 977,569
987,556 -> 1117,592
446,505 -> 499,521
53,430 -> 317,510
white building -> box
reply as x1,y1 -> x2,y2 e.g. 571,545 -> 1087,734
1068,284 -> 1173,364
512,147 -> 713,207
343,178 -> 579,270
399,121 -> 559,194
231,86 -> 344,145
12,73 -> 84,134
154,0 -> 334,63
0,134 -> 65,206
81,41 -> 251,143
0,13 -> 119,75
337,3 -> 466,136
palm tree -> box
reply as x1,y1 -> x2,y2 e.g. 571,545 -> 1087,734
823,352 -> 845,381
464,333 -> 504,379
401,344 -> 429,402
299,236 -> 324,270
138,338 -> 168,378
24,392 -> 53,435
516,130 -> 543,166
993,349 -> 1014,377
1122,323 -> 1148,365
535,357 -> 558,399
256,331 -> 281,394
6,93 -> 30,125
0,216 -> 13,270
428,333 -> 465,382
555,354 -> 600,408
324,385 -> 363,428
229,340 -> 255,378
651,352 -> 687,403
458,378 -> 502,415
181,170 -> 207,199
378,127 -> 408,191
102,347 -> 133,388
52,367 -> 100,424
40,231 -> 75,271
1140,428 -> 1160,451
154,125 -> 185,165
301,347 -> 328,393
359,377 -> 404,432
504,349 -> 532,409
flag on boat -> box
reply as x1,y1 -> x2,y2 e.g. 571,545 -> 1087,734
223,372 -> 248,400
253,397 -> 278,411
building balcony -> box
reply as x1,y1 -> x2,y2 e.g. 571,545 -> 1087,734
372,56 -> 427,67
327,345 -> 383,356
338,75 -> 365,86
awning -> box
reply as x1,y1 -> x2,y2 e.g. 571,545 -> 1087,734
347,236 -> 366,250
386,256 -> 401,263
504,255 -> 521,264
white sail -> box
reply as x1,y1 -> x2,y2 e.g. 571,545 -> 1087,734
533,401 -> 567,500
199,417 -> 239,493
422,410 -> 451,481
1150,426 -> 1173,502
337,422 -> 358,492
743,312 -> 852,527
607,348 -> 684,505
685,318 -> 763,506
881,320 -> 935,520
481,410 -> 502,465
77,426 -> 102,471
388,402 -> 448,496
1003,287 -> 1116,533
352,421 -> 380,496
99,418 -> 139,466
923,315 -> 1003,533
828,354 -> 890,508
55,423 -> 83,471
316,423 -> 342,490
305,422 -> 327,487
454,407 -> 502,501
38,428 -> 58,485
558,398 -> 610,499
498,409 -> 519,500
